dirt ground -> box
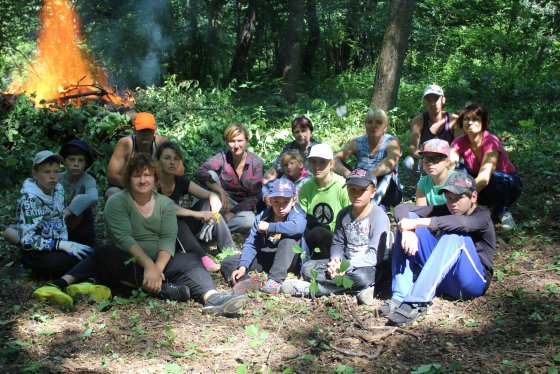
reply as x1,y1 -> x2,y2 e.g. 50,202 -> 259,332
0,198 -> 559,373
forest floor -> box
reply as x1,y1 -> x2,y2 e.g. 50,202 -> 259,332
0,191 -> 558,373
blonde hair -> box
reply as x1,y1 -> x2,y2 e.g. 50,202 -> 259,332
365,108 -> 389,130
224,123 -> 250,142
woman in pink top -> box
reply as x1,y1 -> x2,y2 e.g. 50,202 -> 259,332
450,103 -> 522,229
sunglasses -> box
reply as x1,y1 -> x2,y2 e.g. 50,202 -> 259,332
421,155 -> 446,164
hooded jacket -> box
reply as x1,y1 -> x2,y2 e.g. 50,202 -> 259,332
17,178 -> 68,251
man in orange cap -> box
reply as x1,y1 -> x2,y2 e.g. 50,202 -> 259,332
104,112 -> 183,200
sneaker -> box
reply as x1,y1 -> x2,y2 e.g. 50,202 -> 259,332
386,302 -> 429,325
33,285 -> 73,311
499,212 -> 517,230
66,282 -> 111,302
261,279 -> 282,294
280,280 -> 311,297
232,274 -> 261,295
356,286 -> 375,305
158,283 -> 190,302
202,294 -> 248,316
378,298 -> 401,316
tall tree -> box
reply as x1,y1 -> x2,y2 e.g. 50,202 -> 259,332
281,0 -> 304,102
370,0 -> 416,111
229,0 -> 258,82
302,0 -> 320,77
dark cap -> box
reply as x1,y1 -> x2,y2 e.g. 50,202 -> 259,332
343,168 -> 377,188
438,172 -> 476,195
60,139 -> 94,167
268,178 -> 296,198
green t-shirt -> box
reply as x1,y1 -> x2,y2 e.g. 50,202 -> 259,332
298,173 -> 351,231
417,170 -> 455,206
104,190 -> 178,260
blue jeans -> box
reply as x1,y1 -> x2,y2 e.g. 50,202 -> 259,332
392,215 -> 487,303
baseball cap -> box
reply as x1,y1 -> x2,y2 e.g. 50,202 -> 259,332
438,172 -> 476,195
343,168 -> 377,188
308,143 -> 333,160
33,150 -> 63,167
418,139 -> 450,157
60,139 -> 94,167
423,84 -> 444,98
268,178 -> 296,198
133,112 -> 157,131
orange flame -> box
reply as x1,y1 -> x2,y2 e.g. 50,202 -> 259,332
7,0 -> 125,107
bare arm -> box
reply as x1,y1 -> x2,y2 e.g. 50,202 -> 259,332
107,137 -> 132,187
408,115 -> 423,159
333,139 -> 358,177
127,243 -> 162,293
415,186 -> 428,206
475,150 -> 498,192
187,181 -> 222,212
448,113 -> 464,139
371,140 -> 401,177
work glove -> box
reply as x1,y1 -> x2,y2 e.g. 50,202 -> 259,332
198,224 -> 213,243
57,241 -> 93,260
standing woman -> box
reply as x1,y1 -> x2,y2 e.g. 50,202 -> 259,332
450,103 -> 522,229
95,154 -> 247,316
156,141 -> 236,272
195,124 -> 264,233
334,109 -> 402,209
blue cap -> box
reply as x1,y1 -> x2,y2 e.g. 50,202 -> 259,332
268,178 -> 296,198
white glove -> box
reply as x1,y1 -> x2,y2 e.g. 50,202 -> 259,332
58,241 -> 93,260
198,224 -> 213,243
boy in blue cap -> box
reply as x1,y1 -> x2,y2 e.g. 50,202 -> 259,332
382,171 -> 496,325
220,178 -> 307,294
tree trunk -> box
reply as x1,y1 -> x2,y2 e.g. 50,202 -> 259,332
370,0 -> 416,111
229,0 -> 258,82
202,0 -> 227,80
281,0 -> 304,103
302,0 -> 320,77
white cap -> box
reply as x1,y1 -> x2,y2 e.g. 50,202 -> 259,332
422,84 -> 444,98
308,143 -> 333,160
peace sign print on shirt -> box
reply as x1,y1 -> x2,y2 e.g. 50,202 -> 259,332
313,202 -> 334,224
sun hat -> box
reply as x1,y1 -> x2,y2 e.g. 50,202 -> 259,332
343,168 -> 377,188
422,84 -> 444,98
133,112 -> 157,131
418,139 -> 450,158
307,143 -> 333,160
33,150 -> 63,167
438,172 -> 476,195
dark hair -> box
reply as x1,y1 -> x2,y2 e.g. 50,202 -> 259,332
458,103 -> 490,130
291,115 -> 313,132
123,153 -> 159,190
280,150 -> 304,164
156,141 -> 183,163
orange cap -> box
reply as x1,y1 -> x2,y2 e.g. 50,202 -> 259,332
133,112 -> 156,131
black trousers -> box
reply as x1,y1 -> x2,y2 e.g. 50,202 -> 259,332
68,207 -> 96,247
304,226 -> 333,260
302,259 -> 376,296
93,245 -> 215,301
21,250 -> 79,279
221,238 -> 300,283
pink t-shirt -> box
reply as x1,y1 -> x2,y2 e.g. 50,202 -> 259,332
451,131 -> 516,175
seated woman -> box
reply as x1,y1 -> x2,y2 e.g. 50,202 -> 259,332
415,139 -> 455,206
156,142 -> 236,272
194,124 -> 264,234
299,143 -> 350,259
263,115 -> 320,184
450,103 -> 522,229
334,109 -> 402,209
94,154 -> 247,316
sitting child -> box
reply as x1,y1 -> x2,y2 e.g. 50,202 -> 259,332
59,139 -> 98,246
261,150 -> 311,205
381,172 -> 496,325
221,179 -> 306,294
3,150 -> 109,310
281,169 -> 390,305
415,139 -> 455,206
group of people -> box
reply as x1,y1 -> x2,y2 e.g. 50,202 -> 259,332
4,84 -> 522,325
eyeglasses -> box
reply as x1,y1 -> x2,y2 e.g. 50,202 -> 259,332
421,155 -> 446,164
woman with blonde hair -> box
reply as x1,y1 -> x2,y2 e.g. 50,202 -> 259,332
195,124 -> 264,233
334,108 -> 402,209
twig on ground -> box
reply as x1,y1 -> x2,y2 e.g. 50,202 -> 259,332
329,343 -> 380,359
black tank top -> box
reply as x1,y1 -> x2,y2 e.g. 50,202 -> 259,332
420,112 -> 454,144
